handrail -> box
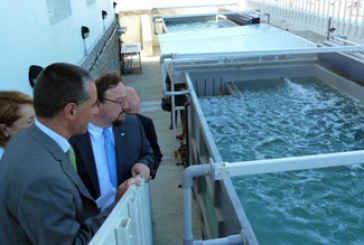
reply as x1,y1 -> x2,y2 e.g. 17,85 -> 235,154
244,0 -> 364,41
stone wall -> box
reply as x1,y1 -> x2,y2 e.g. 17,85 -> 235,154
81,16 -> 121,77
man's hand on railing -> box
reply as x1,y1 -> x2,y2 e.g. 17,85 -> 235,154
131,163 -> 151,182
115,178 -> 141,202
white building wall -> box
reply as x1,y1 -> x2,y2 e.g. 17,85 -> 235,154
0,0 -> 116,95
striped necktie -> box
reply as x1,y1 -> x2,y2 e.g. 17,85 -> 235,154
102,128 -> 118,188
66,146 -> 77,171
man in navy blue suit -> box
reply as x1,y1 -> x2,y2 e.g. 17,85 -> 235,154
69,72 -> 155,210
126,86 -> 162,177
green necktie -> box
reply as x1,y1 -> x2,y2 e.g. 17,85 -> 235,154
66,146 -> 77,171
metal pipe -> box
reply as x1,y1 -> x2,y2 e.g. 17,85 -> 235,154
170,45 -> 364,62
160,53 -> 191,96
332,36 -> 362,46
193,234 -> 244,245
327,17 -> 336,40
213,150 -> 364,179
182,164 -> 211,245
152,16 -> 164,35
158,10 -> 254,21
182,164 -> 245,245
160,53 -> 173,95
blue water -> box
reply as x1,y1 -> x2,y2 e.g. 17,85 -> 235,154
165,19 -> 236,32
199,77 -> 364,244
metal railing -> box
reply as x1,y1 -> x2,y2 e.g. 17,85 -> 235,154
244,0 -> 364,41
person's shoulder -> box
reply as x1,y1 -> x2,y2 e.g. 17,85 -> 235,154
69,132 -> 87,144
136,113 -> 152,123
124,113 -> 138,123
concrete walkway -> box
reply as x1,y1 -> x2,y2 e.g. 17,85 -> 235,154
121,48 -> 201,245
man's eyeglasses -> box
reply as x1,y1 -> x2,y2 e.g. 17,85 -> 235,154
103,96 -> 127,106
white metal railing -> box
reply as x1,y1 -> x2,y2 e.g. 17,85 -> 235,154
244,0 -> 364,41
89,179 -> 152,245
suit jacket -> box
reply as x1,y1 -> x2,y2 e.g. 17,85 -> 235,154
69,114 -> 155,200
0,124 -> 109,245
135,113 -> 162,176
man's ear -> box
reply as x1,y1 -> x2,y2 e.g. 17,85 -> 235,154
64,103 -> 77,120
0,124 -> 9,138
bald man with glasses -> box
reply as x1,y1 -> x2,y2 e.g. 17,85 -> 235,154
69,72 -> 156,210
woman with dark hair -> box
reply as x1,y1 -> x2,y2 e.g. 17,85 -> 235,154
0,91 -> 35,158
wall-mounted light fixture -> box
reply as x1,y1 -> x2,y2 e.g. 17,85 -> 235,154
81,26 -> 90,55
28,65 -> 43,88
102,10 -> 108,20
81,26 -> 90,39
101,10 -> 108,31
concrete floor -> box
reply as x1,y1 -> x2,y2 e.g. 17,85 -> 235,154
121,48 -> 202,245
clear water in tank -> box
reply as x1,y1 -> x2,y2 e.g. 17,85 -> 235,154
165,19 -> 236,32
199,77 -> 364,244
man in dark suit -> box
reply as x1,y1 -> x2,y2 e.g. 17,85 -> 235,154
126,86 -> 162,177
69,72 -> 155,210
0,63 -> 138,244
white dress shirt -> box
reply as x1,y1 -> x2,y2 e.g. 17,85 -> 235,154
87,123 -> 116,210
35,120 -> 70,154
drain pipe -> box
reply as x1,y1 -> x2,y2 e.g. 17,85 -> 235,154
182,164 -> 245,245
327,17 -> 336,40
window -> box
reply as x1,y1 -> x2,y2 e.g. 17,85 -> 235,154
86,0 -> 96,6
46,0 -> 71,25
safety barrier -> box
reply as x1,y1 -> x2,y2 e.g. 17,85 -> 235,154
244,0 -> 364,41
89,180 -> 152,245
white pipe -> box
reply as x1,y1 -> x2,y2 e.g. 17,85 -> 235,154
157,10 -> 255,21
182,164 -> 245,245
193,234 -> 244,245
160,53 -> 191,96
152,16 -> 164,35
213,150 -> 364,179
182,165 -> 212,245
332,36 -> 363,47
170,45 -> 364,62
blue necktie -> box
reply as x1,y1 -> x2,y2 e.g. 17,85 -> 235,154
102,128 -> 118,188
